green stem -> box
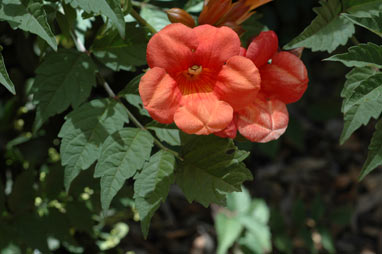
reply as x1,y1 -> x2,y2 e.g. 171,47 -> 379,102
350,36 -> 360,46
130,8 -> 157,34
100,77 -> 183,161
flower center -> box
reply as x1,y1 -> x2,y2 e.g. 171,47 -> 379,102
187,65 -> 202,77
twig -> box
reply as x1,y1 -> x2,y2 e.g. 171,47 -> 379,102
102,78 -> 183,161
130,8 -> 158,34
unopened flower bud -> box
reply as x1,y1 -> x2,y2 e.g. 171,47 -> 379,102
198,0 -> 231,25
219,21 -> 245,36
166,8 -> 195,27
219,0 -> 272,25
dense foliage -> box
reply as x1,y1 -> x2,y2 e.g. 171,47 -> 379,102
0,0 -> 381,253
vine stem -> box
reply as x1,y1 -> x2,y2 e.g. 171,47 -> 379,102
350,36 -> 360,46
130,8 -> 158,34
71,29 -> 183,161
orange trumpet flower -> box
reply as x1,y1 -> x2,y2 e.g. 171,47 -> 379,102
139,23 -> 261,135
216,31 -> 309,142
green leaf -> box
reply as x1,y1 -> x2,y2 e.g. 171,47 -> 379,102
341,67 -> 378,109
65,0 -> 125,38
176,135 -> 252,207
359,119 -> 382,180
33,49 -> 97,123
94,128 -> 154,211
146,122 -> 181,146
216,214 -> 243,254
343,12 -> 382,37
340,73 -> 382,144
0,0 -> 57,50
91,23 -> 147,71
134,151 -> 176,237
124,94 -> 150,117
58,99 -> 129,191
284,0 -> 355,53
0,52 -> 15,95
140,5 -> 170,32
343,0 -> 382,15
237,200 -> 271,254
325,43 -> 382,68
318,227 -> 335,254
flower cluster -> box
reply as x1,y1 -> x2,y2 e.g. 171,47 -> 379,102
139,23 -> 308,142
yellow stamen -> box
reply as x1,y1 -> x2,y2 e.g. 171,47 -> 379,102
188,65 -> 203,76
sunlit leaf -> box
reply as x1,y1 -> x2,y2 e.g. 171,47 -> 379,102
33,49 -> 96,123
0,0 -> 57,50
340,73 -> 382,143
58,99 -> 129,191
65,0 -> 126,38
0,52 -> 15,95
284,0 -> 354,53
94,128 -> 154,210
134,150 -> 176,237
91,23 -> 147,71
325,43 -> 382,68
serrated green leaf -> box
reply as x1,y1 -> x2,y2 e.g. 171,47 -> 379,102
94,128 -> 154,211
0,52 -> 15,95
146,122 -> 181,146
359,119 -> 382,180
56,4 -> 77,38
216,214 -> 243,254
91,23 -> 147,71
140,6 -> 170,32
343,0 -> 382,15
134,151 -> 176,237
33,49 -> 97,123
284,0 -> 355,53
340,73 -> 382,144
64,0 -> 125,38
176,135 -> 252,207
343,12 -> 382,37
58,99 -> 129,191
341,67 -> 377,102
326,43 -> 382,68
0,0 -> 57,50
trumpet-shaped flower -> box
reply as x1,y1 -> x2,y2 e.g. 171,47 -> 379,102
139,23 -> 261,135
216,30 -> 309,142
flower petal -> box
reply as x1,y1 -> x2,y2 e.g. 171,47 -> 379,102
215,55 -> 260,110
139,67 -> 182,123
239,47 -> 247,56
147,23 -> 198,74
174,93 -> 233,135
237,96 -> 289,143
246,31 -> 278,68
214,118 -> 237,139
193,25 -> 240,70
260,51 -> 308,104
